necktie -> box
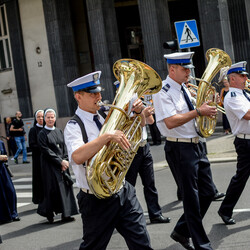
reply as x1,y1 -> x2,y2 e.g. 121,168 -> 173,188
93,115 -> 102,130
243,90 -> 250,102
181,85 -> 194,111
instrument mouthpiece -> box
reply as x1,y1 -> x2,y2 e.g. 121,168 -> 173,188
97,101 -> 104,107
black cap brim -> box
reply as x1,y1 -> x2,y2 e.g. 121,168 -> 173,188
84,86 -> 103,93
239,71 -> 249,76
182,64 -> 195,69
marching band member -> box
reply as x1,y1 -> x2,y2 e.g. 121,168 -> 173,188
153,52 -> 217,250
126,104 -> 171,224
218,61 -> 249,225
64,72 -> 153,250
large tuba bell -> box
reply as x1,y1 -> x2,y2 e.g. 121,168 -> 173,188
196,48 -> 232,137
86,59 -> 162,198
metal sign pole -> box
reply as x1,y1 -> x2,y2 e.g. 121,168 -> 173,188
187,47 -> 197,86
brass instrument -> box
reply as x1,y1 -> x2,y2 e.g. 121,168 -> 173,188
187,81 -> 226,114
86,59 -> 162,198
195,48 -> 232,138
245,79 -> 250,91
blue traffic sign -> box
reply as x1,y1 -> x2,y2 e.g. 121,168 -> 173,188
174,20 -> 200,49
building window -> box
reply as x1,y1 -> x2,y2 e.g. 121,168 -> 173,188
0,4 -> 12,71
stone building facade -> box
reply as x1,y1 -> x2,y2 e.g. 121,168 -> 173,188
0,0 -> 249,124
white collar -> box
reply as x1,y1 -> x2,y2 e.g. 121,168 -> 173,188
76,107 -> 98,121
44,125 -> 55,130
36,123 -> 43,128
166,75 -> 182,91
229,87 -> 244,93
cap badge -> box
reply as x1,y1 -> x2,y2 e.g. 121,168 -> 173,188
93,73 -> 99,83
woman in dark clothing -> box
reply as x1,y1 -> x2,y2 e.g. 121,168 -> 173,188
37,109 -> 78,224
29,110 -> 44,204
0,140 -> 20,224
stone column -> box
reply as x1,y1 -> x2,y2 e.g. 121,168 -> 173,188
138,0 -> 172,79
5,0 -> 33,118
197,0 -> 234,62
246,0 -> 250,40
86,0 -> 120,102
43,0 -> 79,117
227,0 -> 250,67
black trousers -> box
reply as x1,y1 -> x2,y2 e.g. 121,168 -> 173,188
77,181 -> 152,250
166,141 -> 218,198
148,116 -> 162,144
126,143 -> 161,219
219,137 -> 250,217
165,140 -> 215,250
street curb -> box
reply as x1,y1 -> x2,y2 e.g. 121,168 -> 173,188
208,157 -> 237,163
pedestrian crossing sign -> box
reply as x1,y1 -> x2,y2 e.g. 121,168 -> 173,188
174,20 -> 200,49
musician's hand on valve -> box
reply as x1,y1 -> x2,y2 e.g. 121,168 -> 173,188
132,99 -> 144,115
143,106 -> 154,118
109,130 -> 131,150
215,93 -> 221,104
199,101 -> 217,117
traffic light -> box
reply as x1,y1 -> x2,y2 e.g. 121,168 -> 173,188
163,39 -> 178,51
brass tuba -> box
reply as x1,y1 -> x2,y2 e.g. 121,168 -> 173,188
196,48 -> 232,137
86,59 -> 162,198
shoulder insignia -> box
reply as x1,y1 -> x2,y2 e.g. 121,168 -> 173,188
68,120 -> 77,124
162,83 -> 170,93
231,92 -> 236,97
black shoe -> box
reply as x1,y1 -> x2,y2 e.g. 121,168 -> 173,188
218,211 -> 236,225
177,193 -> 183,201
170,230 -> 195,250
14,158 -> 18,164
47,217 -> 54,224
12,216 -> 20,222
22,161 -> 30,164
61,216 -> 75,223
150,214 -> 171,224
213,192 -> 225,201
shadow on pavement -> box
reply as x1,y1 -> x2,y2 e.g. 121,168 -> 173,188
208,212 -> 250,249
1,219 -> 75,241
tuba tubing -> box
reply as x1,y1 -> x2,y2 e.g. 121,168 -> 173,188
86,59 -> 162,198
195,48 -> 232,138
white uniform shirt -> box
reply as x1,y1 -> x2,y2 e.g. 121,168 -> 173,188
64,107 -> 105,189
142,126 -> 148,140
224,87 -> 250,135
153,76 -> 197,138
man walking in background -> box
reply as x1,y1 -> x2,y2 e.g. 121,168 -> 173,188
10,111 -> 29,164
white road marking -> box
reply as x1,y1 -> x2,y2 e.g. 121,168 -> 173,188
15,185 -> 32,190
233,208 -> 250,212
16,192 -> 32,198
13,177 -> 32,183
17,203 -> 30,208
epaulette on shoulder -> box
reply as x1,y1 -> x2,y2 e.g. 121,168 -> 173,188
162,83 -> 170,93
231,92 -> 237,97
68,120 -> 77,124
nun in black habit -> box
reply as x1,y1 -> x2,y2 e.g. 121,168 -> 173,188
0,140 -> 20,224
37,108 -> 78,223
29,109 -> 44,204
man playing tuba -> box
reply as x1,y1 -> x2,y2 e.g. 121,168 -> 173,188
153,52 -> 217,250
218,61 -> 250,225
64,71 -> 153,250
